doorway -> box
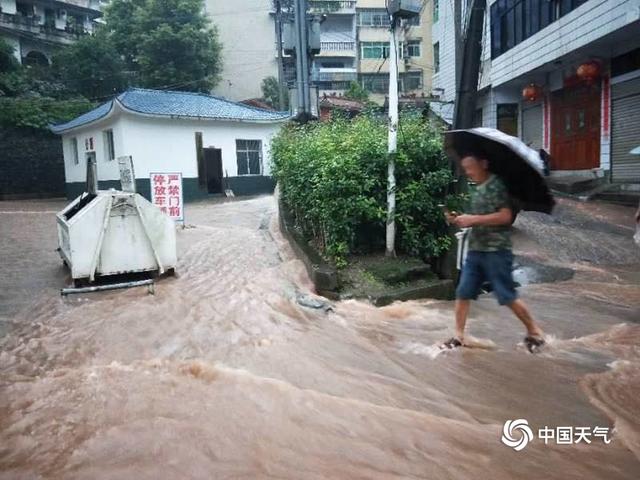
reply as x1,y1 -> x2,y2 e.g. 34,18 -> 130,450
203,147 -> 223,194
550,84 -> 600,170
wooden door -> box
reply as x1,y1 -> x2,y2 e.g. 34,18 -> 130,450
550,85 -> 600,170
203,148 -> 223,194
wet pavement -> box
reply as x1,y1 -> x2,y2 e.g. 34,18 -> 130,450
0,195 -> 639,479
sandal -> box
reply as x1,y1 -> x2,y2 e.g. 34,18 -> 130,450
442,337 -> 464,349
524,335 -> 546,353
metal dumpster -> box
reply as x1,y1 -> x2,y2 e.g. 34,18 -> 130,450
57,155 -> 177,284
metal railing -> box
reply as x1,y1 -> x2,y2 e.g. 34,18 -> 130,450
320,41 -> 355,52
312,69 -> 358,82
309,1 -> 357,13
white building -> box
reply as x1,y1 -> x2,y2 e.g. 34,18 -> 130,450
433,0 -> 640,182
206,0 -> 280,102
0,0 -> 102,65
51,88 -> 290,200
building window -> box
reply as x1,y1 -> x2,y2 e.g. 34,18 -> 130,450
103,129 -> 115,161
406,15 -> 421,26
402,71 -> 423,91
433,0 -> 439,22
497,104 -> 519,137
357,9 -> 390,28
473,108 -> 483,127
433,42 -> 440,73
360,74 -> 389,93
360,42 -> 391,59
71,137 -> 79,165
490,0 -> 589,59
236,139 -> 262,175
406,40 -> 421,58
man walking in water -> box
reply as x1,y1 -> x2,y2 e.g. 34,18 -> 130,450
443,153 -> 546,353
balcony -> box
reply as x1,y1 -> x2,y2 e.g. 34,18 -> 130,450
318,40 -> 356,56
313,67 -> 358,83
309,1 -> 356,14
0,13 -> 89,44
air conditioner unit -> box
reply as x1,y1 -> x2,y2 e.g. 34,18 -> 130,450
388,0 -> 422,18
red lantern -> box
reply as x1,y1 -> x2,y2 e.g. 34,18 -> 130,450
522,83 -> 542,102
576,61 -> 601,85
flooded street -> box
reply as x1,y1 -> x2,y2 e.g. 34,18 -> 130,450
1,195 -> 639,479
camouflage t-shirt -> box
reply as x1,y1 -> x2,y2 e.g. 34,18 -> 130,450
467,174 -> 512,252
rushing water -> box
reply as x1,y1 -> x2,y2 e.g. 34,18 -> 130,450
0,196 -> 639,479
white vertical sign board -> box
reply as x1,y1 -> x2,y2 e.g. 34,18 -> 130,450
118,155 -> 136,193
150,172 -> 184,222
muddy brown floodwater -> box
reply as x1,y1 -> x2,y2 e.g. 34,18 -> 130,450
0,195 -> 639,479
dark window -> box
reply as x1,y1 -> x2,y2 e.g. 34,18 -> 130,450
236,140 -> 262,175
402,71 -> 423,91
103,129 -> 115,161
491,0 -> 585,58
497,104 -> 519,137
434,42 -> 440,73
360,74 -> 389,93
612,47 -> 640,77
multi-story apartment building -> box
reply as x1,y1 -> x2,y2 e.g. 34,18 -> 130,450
433,0 -> 640,182
355,0 -> 433,104
208,1 -> 433,106
0,0 -> 102,65
310,0 -> 358,96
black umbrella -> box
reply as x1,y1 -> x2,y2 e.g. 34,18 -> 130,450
444,127 -> 555,214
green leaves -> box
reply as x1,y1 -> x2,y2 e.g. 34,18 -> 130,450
104,0 -> 222,92
272,114 -> 459,266
0,97 -> 95,129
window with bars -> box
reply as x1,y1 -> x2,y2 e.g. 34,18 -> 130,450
71,137 -> 79,165
360,74 -> 389,93
402,71 -> 423,91
236,139 -> 262,175
103,129 -> 115,161
360,42 -> 391,59
406,40 -> 421,57
357,9 -> 390,27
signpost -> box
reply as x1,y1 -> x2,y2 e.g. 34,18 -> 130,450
150,172 -> 184,224
118,156 -> 136,193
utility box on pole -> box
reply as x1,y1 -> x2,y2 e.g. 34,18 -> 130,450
388,0 -> 422,18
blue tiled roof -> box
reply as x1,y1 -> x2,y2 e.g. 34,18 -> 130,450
51,88 -> 290,133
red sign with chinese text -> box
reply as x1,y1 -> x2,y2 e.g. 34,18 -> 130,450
150,172 -> 184,221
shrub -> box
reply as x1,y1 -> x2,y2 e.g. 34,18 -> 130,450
272,112 -> 462,266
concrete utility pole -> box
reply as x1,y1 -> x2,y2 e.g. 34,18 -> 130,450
452,0 -> 486,129
294,0 -> 311,118
386,14 -> 399,257
275,0 -> 286,110
294,0 -> 306,115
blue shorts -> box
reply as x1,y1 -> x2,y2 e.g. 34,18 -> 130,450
455,250 -> 518,306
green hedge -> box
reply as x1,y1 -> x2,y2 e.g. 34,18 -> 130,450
272,113 -> 462,267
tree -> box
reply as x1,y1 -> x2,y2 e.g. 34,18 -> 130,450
105,0 -> 223,92
261,76 -> 288,110
52,30 -> 128,100
344,81 -> 369,102
0,37 -> 19,74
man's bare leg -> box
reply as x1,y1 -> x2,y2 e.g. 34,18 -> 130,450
508,299 -> 544,337
455,299 -> 471,341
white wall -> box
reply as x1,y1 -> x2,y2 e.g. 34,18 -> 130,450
206,0 -> 279,101
489,0 -> 640,87
0,0 -> 17,14
61,113 -> 284,184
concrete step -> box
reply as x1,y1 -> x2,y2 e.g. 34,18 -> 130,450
547,175 -> 604,195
